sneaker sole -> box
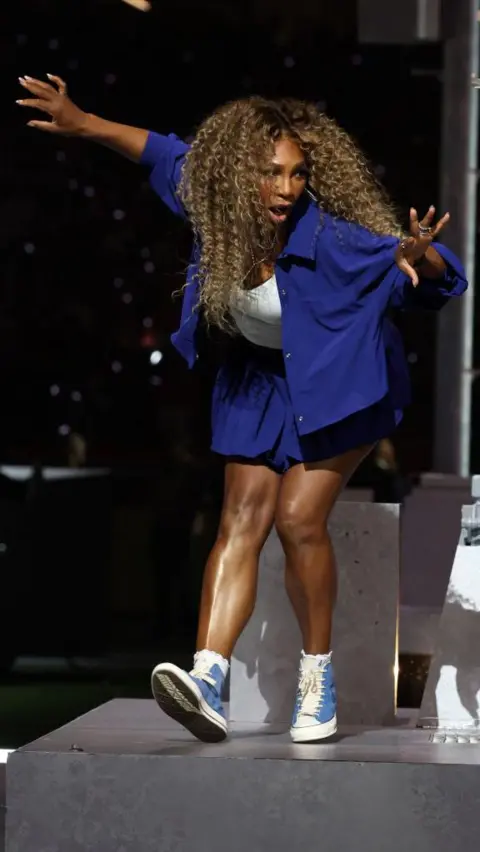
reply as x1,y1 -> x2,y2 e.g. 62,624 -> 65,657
151,663 -> 228,744
290,715 -> 338,743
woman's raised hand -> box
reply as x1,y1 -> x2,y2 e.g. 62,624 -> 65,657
16,75 -> 89,136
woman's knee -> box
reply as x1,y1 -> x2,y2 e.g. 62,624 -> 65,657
275,498 -> 329,548
219,466 -> 278,545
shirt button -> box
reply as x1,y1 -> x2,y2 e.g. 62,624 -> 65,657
280,289 -> 286,296
285,352 -> 291,359
298,415 -> 304,422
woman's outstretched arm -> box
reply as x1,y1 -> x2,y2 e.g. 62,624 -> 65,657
17,74 -> 149,162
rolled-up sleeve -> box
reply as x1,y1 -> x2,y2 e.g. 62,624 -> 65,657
390,242 -> 468,310
140,131 -> 190,219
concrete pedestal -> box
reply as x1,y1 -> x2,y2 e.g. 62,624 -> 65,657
230,502 -> 400,726
7,700 -> 480,852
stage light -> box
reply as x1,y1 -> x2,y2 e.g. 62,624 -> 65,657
150,350 -> 163,365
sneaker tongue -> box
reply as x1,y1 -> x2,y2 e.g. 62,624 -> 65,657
301,657 -> 321,673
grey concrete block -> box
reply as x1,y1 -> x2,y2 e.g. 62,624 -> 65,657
230,502 -> 400,726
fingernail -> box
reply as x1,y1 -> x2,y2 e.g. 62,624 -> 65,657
18,77 -> 26,84
46,74 -> 53,79
24,75 -> 33,80
15,99 -> 24,104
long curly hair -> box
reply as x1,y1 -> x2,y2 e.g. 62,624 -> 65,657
178,96 -> 402,330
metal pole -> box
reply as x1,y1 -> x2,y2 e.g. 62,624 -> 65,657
434,0 -> 478,475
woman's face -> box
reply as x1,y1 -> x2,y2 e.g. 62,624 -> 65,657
259,137 -> 308,227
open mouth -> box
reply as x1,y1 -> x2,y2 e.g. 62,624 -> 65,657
268,204 -> 292,223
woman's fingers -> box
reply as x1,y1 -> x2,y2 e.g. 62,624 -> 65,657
409,208 -> 420,236
398,257 -> 419,287
46,74 -> 67,95
27,120 -> 60,133
19,77 -> 55,100
433,212 -> 451,236
16,98 -> 53,115
419,205 -> 436,229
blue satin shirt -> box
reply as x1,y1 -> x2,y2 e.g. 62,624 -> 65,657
141,131 -> 468,439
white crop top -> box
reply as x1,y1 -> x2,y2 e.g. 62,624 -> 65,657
230,275 -> 282,349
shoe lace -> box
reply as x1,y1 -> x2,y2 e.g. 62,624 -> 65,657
298,667 -> 326,718
190,660 -> 217,688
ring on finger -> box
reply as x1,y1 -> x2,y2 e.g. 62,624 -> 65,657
419,225 -> 433,236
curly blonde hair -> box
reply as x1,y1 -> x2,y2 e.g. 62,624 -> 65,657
178,96 -> 402,330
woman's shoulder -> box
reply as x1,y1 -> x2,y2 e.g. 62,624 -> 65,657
316,211 -> 399,257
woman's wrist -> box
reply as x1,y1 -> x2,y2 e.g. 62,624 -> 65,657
78,114 -> 149,162
413,254 -> 427,269
80,113 -> 108,140
414,246 -> 446,279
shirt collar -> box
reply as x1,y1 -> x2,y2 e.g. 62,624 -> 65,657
280,194 -> 322,261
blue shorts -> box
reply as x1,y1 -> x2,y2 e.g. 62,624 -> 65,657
210,338 -> 401,474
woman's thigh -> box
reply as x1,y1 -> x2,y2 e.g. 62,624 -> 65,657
275,444 -> 374,538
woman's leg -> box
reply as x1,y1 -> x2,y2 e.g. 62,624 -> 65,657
275,444 -> 374,741
275,445 -> 373,655
151,458 -> 280,742
196,459 -> 281,658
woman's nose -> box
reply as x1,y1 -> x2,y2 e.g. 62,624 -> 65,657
275,175 -> 294,199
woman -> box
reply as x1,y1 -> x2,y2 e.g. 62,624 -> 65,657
17,75 -> 467,743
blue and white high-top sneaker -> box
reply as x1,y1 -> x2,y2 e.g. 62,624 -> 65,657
151,651 -> 228,743
290,651 -> 337,743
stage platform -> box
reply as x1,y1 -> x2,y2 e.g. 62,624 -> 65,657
5,698 -> 480,852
